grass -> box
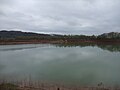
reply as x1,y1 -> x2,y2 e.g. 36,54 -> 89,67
0,83 -> 18,90
0,80 -> 120,90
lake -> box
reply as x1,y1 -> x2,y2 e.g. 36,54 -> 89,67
0,44 -> 120,86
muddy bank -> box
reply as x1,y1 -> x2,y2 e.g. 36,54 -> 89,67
0,39 -> 120,45
0,40 -> 63,45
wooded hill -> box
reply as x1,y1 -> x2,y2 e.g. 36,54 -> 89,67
0,30 -> 120,44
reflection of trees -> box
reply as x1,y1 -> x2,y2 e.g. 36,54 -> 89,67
98,45 -> 120,52
56,43 -> 120,52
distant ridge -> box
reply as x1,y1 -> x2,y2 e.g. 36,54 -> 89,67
0,30 -> 120,43
98,32 -> 120,39
0,30 -> 51,39
0,30 -> 120,38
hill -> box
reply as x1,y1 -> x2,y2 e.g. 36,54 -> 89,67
0,30 -> 120,45
0,30 -> 51,39
98,32 -> 120,39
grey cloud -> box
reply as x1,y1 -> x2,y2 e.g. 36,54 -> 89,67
0,0 -> 120,35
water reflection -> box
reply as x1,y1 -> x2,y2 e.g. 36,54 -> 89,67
57,43 -> 120,52
0,43 -> 120,52
0,44 -> 120,86
0,44 -> 51,51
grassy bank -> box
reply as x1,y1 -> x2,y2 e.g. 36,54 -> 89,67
0,80 -> 120,90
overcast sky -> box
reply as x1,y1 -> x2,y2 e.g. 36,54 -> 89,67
0,0 -> 120,35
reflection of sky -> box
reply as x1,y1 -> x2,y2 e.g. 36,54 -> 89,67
0,44 -> 51,51
0,44 -> 120,86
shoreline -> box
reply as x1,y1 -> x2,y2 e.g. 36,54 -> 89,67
0,40 -> 120,45
0,81 -> 120,90
0,41 -> 61,45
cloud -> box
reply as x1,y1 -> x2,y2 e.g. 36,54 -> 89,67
0,0 -> 120,35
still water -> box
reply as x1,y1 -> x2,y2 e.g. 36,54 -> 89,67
0,44 -> 120,86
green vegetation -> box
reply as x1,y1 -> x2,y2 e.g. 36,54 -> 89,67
0,81 -> 119,90
0,83 -> 18,90
0,30 -> 120,45
0,30 -> 120,40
